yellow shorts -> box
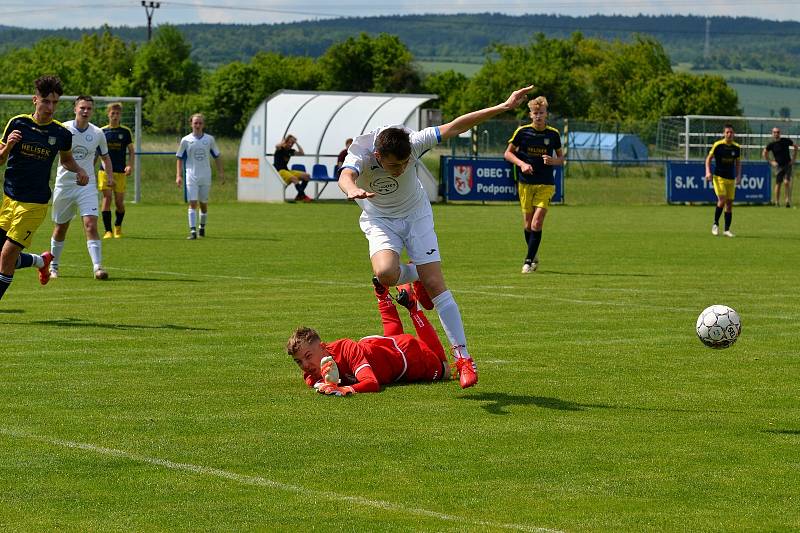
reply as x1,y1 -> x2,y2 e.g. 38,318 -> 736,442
98,170 -> 127,193
0,196 -> 48,249
712,175 -> 736,200
279,169 -> 306,184
518,183 -> 555,213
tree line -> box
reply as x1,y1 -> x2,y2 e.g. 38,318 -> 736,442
0,27 -> 739,137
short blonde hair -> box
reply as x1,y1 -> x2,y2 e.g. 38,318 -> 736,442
286,326 -> 320,355
190,113 -> 205,123
528,96 -> 549,112
106,102 -> 122,113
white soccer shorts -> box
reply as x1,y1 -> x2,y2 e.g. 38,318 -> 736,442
51,185 -> 100,224
359,209 -> 441,264
186,178 -> 211,202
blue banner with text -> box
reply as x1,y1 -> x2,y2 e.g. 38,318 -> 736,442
666,162 -> 771,204
442,157 -> 563,203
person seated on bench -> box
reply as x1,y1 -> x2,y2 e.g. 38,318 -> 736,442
274,134 -> 311,202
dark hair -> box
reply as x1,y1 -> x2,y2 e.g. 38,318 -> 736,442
286,326 -> 320,355
75,95 -> 94,105
723,124 -> 734,131
375,128 -> 412,160
34,75 -> 63,97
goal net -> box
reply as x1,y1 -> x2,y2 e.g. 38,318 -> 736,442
0,94 -> 143,202
656,115 -> 800,161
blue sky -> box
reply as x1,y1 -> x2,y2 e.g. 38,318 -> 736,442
1,0 -> 798,29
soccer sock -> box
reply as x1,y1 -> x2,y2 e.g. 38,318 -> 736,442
397,262 -> 419,285
51,238 -> 65,270
526,230 -> 543,263
724,212 -> 732,231
378,298 -> 404,336
188,208 -> 197,231
410,308 -> 447,362
87,240 -> 102,270
0,272 -> 12,300
16,253 -> 34,268
115,210 -> 125,227
524,229 -> 531,246
199,212 -> 207,228
296,180 -> 308,195
102,211 -> 112,232
432,290 -> 470,359
714,206 -> 723,225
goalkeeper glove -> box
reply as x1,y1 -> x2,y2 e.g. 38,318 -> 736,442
320,355 -> 339,385
317,383 -> 355,396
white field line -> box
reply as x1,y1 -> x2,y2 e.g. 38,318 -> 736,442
101,267 -> 798,319
0,427 -> 560,533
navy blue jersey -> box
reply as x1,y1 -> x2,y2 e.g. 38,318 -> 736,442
101,125 -> 133,173
508,125 -> 562,185
2,114 -> 72,203
766,138 -> 794,166
708,140 -> 741,180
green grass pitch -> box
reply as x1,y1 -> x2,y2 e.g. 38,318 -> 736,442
1,201 -> 798,531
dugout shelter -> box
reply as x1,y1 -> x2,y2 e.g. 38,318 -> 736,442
237,90 -> 438,202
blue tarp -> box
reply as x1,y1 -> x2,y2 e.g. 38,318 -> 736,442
568,131 -> 649,161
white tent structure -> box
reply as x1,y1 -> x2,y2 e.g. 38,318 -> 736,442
237,90 -> 438,202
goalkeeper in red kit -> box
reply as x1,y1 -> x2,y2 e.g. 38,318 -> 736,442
287,280 -> 451,395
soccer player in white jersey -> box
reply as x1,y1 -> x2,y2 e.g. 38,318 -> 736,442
338,84 -> 534,389
176,113 -> 224,240
49,95 -> 114,280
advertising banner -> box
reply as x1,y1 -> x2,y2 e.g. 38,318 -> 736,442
443,157 -> 563,203
666,162 -> 771,204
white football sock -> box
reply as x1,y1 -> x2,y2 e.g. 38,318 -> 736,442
31,254 -> 44,269
199,212 -> 207,227
432,290 -> 470,358
397,262 -> 419,284
188,208 -> 197,230
50,238 -> 65,269
86,240 -> 102,270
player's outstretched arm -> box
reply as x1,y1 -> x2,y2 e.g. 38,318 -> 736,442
438,85 -> 535,142
338,167 -> 374,200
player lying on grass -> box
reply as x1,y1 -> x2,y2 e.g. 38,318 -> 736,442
287,280 -> 450,395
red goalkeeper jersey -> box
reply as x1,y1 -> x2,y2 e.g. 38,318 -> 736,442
304,334 -> 443,393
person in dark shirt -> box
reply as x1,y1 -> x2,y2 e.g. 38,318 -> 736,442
336,138 -> 353,167
0,75 -> 89,300
504,95 -> 564,274
274,135 -> 311,202
763,127 -> 797,208
98,102 -> 134,238
705,124 -> 742,237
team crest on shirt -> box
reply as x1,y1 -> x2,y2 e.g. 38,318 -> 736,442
118,134 -> 123,139
48,136 -> 56,145
544,138 -> 550,146
454,164 -> 473,195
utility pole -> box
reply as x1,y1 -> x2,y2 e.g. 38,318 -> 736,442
703,18 -> 711,60
142,1 -> 161,41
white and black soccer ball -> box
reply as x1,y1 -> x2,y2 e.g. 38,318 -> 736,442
696,305 -> 741,349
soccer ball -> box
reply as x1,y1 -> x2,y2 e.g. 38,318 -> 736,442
696,305 -> 741,349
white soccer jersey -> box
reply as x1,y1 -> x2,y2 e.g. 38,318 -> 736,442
55,120 -> 108,188
176,133 -> 220,182
341,126 -> 441,218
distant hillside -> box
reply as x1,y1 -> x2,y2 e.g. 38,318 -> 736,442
2,13 -> 799,75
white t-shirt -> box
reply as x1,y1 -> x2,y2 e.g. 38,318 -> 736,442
55,120 -> 108,188
176,133 -> 220,182
341,126 -> 441,218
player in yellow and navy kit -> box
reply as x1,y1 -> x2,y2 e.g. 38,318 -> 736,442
705,124 -> 741,237
504,95 -> 565,273
98,102 -> 134,239
0,75 -> 89,300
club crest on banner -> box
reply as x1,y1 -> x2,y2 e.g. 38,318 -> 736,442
454,164 -> 473,195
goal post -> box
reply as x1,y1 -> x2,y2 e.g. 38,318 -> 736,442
0,94 -> 143,202
657,115 -> 800,161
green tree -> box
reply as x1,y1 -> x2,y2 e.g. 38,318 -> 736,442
318,33 -> 421,93
624,73 -> 741,120
422,69 -> 469,120
130,25 -> 201,96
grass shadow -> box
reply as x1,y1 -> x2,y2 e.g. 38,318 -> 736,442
461,392 -> 585,414
26,317 -> 212,331
761,428 -> 800,435
0,309 -> 24,314
543,270 -> 655,278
